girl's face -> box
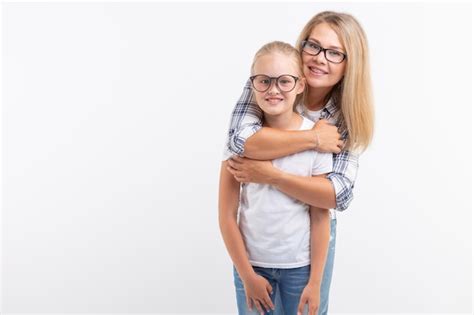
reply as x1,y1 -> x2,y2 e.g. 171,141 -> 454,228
252,53 -> 305,117
302,23 -> 346,89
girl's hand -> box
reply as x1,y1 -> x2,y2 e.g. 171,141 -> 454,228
297,282 -> 321,315
227,156 -> 278,184
242,273 -> 275,314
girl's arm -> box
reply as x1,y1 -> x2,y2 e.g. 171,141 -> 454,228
218,161 -> 274,312
297,205 -> 330,314
308,206 -> 330,286
226,80 -> 342,160
218,161 -> 254,281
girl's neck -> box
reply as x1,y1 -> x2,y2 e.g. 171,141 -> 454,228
263,111 -> 302,130
305,87 -> 332,111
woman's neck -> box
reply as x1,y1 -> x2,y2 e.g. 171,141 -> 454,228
305,87 -> 332,111
263,111 -> 302,130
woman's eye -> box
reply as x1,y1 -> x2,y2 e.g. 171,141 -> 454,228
328,50 -> 343,57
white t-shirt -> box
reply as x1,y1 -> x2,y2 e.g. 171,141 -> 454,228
238,116 -> 333,268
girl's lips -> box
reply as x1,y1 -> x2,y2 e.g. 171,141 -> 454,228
265,97 -> 283,105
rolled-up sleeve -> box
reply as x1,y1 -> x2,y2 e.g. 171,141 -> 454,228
227,79 -> 263,155
326,150 -> 359,211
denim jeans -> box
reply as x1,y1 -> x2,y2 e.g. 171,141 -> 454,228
233,218 -> 337,315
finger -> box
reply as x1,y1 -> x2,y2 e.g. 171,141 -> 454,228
226,165 -> 237,173
337,140 -> 344,147
231,156 -> 244,164
265,284 -> 275,309
246,295 -> 253,311
253,298 -> 264,315
310,304 -> 319,315
262,295 -> 274,311
235,176 -> 246,183
297,296 -> 308,315
227,167 -> 239,178
266,283 -> 273,295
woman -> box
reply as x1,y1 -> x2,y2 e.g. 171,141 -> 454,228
224,11 -> 374,314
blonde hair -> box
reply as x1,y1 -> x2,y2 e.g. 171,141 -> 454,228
296,11 -> 374,152
251,41 -> 305,107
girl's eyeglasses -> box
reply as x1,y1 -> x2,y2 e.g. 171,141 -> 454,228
249,74 -> 300,93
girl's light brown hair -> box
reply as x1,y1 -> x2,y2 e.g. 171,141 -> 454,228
296,11 -> 374,152
251,41 -> 305,108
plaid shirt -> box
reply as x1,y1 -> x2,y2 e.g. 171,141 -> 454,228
226,79 -> 359,211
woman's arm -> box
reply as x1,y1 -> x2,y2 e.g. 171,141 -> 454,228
227,149 -> 359,211
272,173 -> 336,210
227,158 -> 336,209
244,120 -> 343,160
226,80 -> 342,160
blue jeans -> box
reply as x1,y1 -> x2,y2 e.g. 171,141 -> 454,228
234,218 -> 337,315
233,265 -> 311,315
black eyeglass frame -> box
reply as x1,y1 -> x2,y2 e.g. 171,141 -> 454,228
301,40 -> 347,64
249,74 -> 300,93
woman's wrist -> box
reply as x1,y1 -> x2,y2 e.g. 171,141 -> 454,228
305,129 -> 319,150
268,166 -> 285,186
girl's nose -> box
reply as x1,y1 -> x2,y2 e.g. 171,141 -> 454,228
268,80 -> 280,94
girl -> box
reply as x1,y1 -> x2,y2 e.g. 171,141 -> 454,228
225,11 -> 374,315
219,41 -> 333,315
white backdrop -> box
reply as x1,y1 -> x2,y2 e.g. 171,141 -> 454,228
1,2 -> 472,314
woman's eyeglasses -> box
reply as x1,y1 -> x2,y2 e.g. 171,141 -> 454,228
301,40 -> 347,64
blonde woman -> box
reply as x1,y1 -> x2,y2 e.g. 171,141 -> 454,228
225,11 -> 374,315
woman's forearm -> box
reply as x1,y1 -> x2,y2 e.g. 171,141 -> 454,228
308,207 -> 330,286
244,127 -> 317,160
271,172 -> 336,209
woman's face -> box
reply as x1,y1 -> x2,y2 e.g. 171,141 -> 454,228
302,22 -> 346,89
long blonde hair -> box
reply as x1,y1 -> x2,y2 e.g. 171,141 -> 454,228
296,11 -> 374,152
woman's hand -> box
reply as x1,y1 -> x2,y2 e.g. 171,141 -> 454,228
227,156 -> 279,184
297,282 -> 321,315
243,273 -> 275,314
312,119 -> 344,153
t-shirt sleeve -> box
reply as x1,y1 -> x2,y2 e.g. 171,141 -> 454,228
311,152 -> 333,176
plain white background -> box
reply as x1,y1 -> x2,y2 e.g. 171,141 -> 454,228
1,1 -> 472,314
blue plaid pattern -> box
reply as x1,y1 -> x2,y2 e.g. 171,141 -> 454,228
226,79 -> 358,211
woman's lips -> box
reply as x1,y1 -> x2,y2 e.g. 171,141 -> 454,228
308,66 -> 328,76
